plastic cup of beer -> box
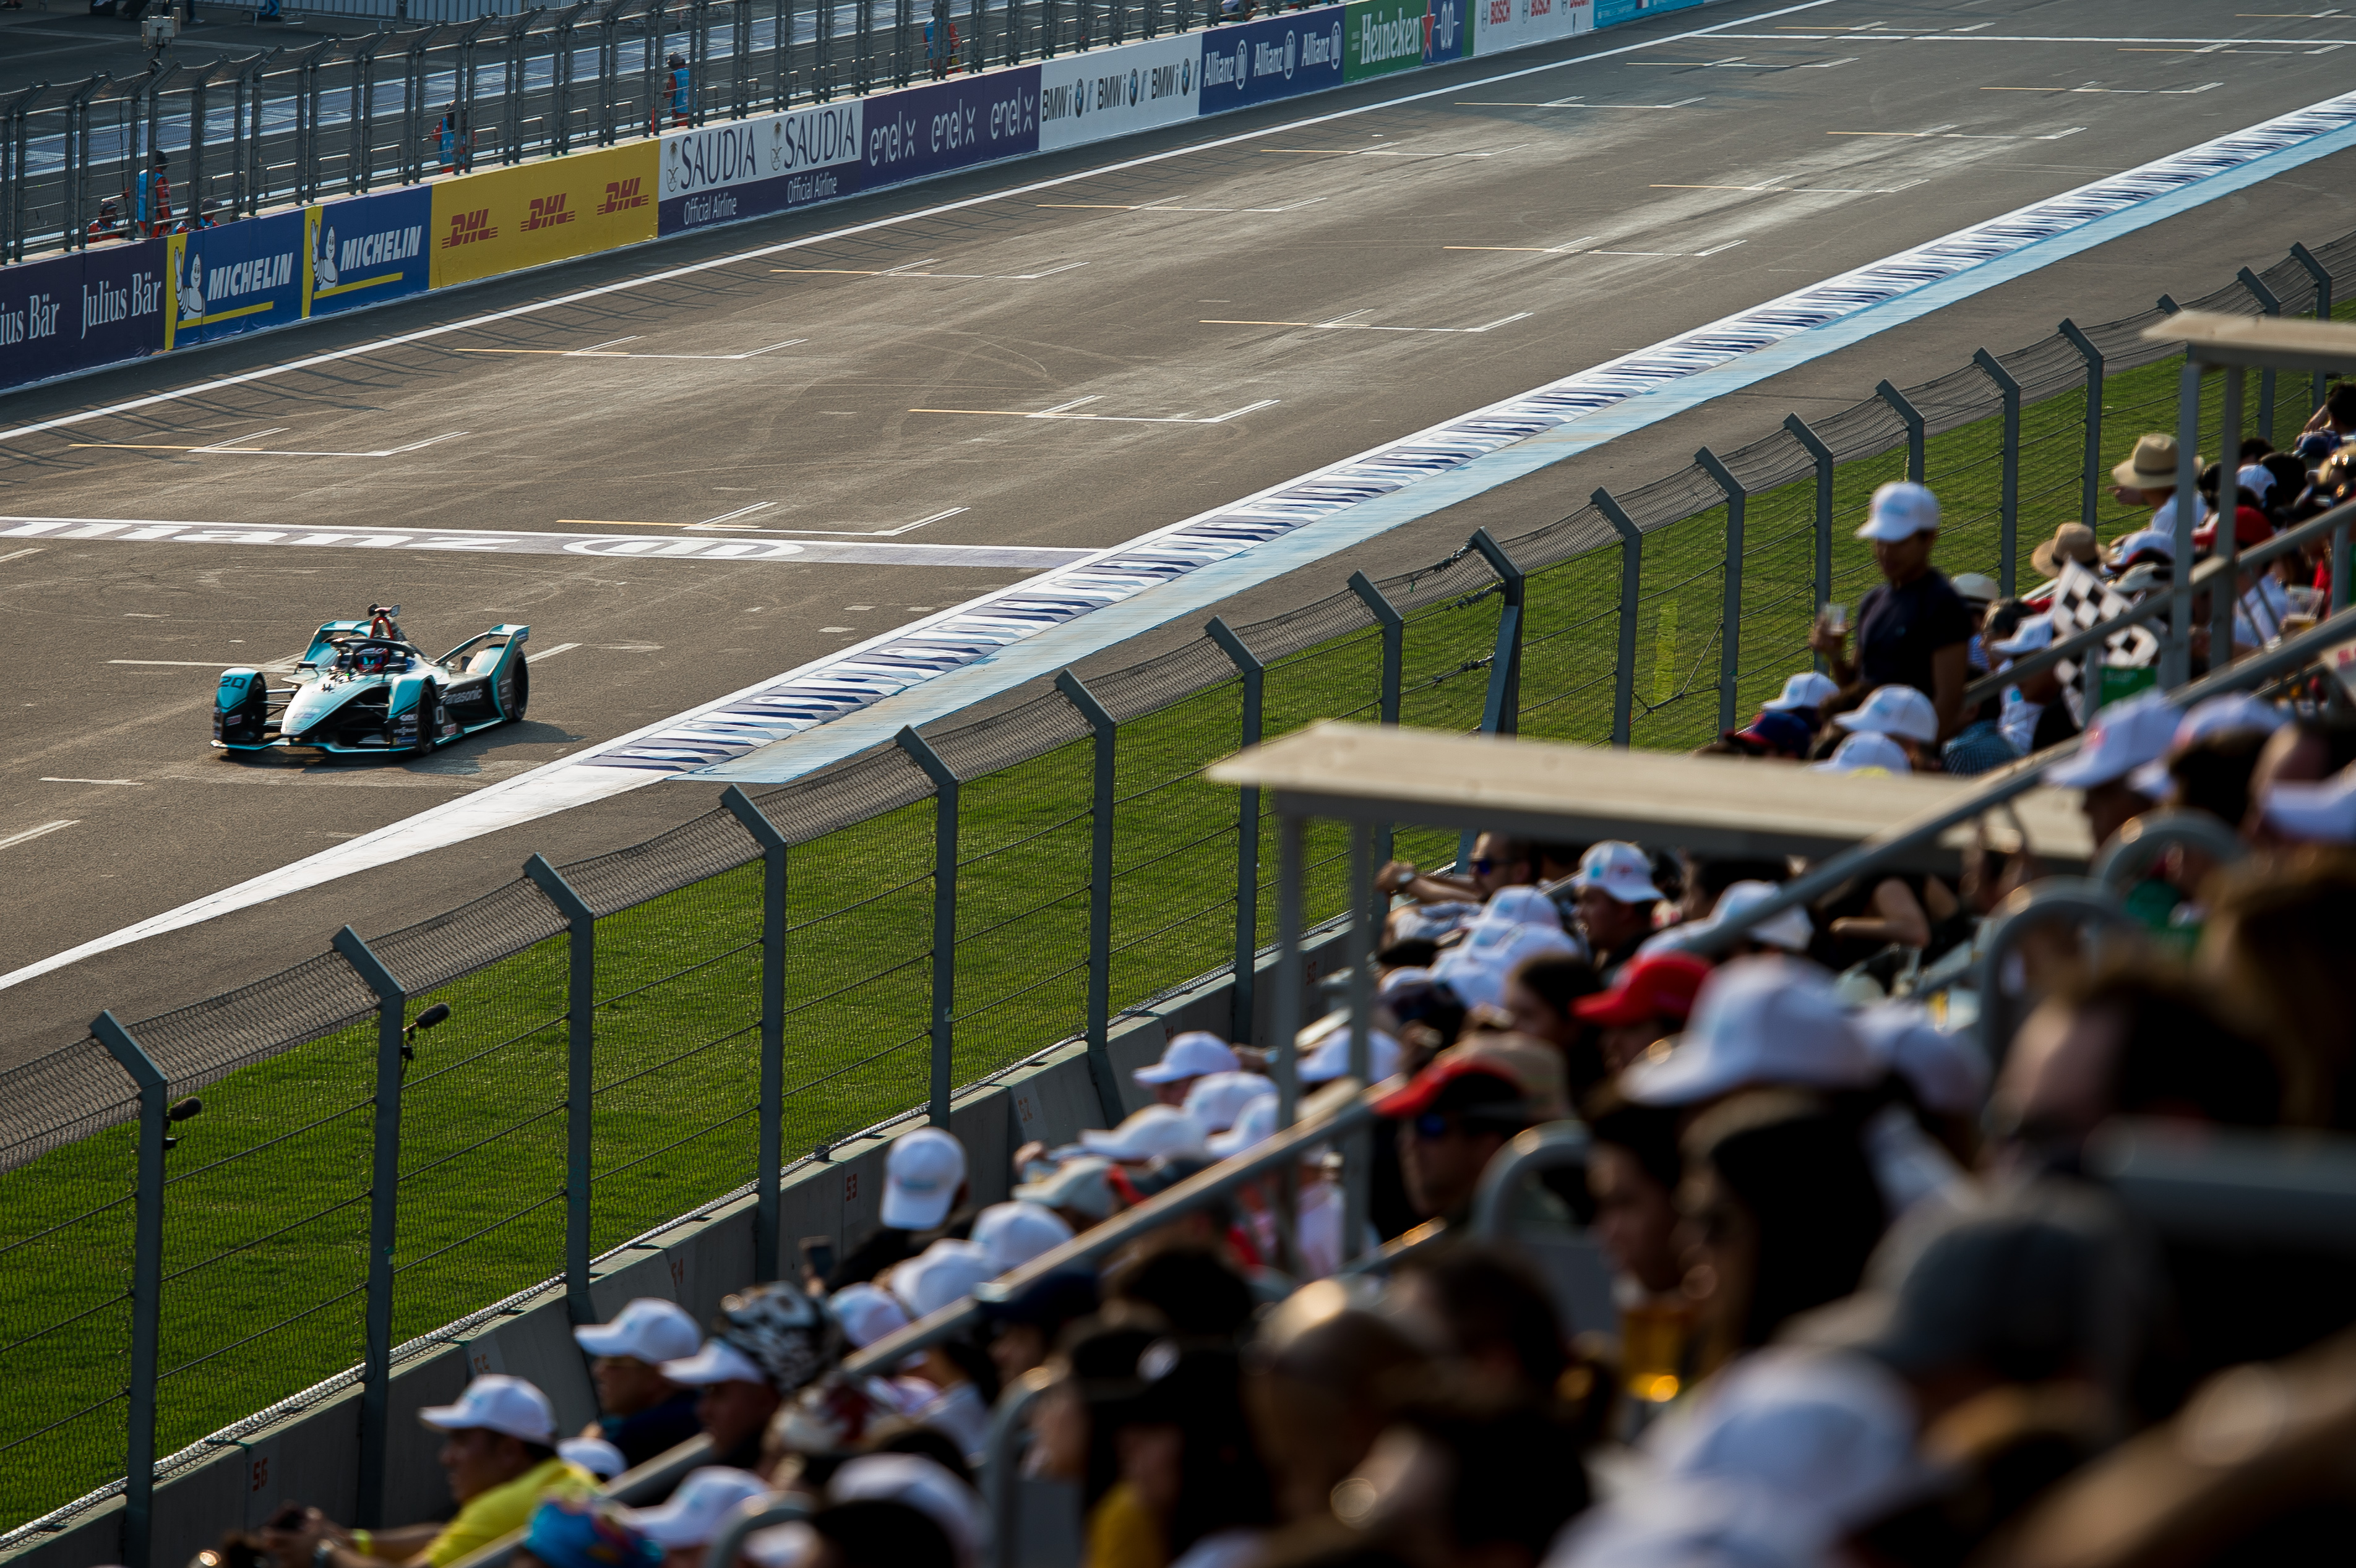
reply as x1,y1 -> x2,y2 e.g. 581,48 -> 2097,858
1620,1298 -> 1695,1405
1819,602 -> 1848,638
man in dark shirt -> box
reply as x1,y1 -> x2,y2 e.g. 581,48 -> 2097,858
570,1296 -> 703,1470
822,1126 -> 974,1291
1812,481 -> 1972,740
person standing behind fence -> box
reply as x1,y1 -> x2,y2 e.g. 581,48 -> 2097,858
437,103 -> 471,173
666,54 -> 691,127
1812,482 -> 1972,743
134,150 -> 171,238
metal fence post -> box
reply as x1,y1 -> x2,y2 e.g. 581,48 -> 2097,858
1468,529 -> 1525,737
1593,487 -> 1642,748
93,1010 -> 167,1568
2291,243 -> 2334,415
1346,570 -> 1404,873
2167,359 -> 2202,690
2212,366 -> 2246,666
721,788 -> 789,1282
2238,267 -> 2282,442
1695,447 -> 1745,733
1784,415 -> 1836,656
1339,820 -> 1375,1264
523,856 -> 598,1319
1206,617 -> 1264,1043
2060,319 -> 2105,531
896,727 -> 961,1127
333,925 -> 406,1529
1875,380 -> 1925,484
1054,671 -> 1127,1126
1973,349 -> 2024,597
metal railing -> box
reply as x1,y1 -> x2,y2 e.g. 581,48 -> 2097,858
9,220 -> 2356,1550
3,0 -> 1278,261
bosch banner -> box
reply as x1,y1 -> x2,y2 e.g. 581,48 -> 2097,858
165,211 -> 306,351
861,68 -> 1040,190
659,101 -> 864,235
429,142 -> 659,288
1038,34 -> 1200,152
0,239 -> 167,393
304,187 -> 432,319
1197,10 -> 1347,113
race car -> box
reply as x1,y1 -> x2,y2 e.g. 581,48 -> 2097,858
213,606 -> 531,756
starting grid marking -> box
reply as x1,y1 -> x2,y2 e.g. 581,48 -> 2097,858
67,429 -> 468,458
1199,311 -> 1534,333
908,396 -> 1280,424
451,336 -> 809,360
0,516 -> 1088,569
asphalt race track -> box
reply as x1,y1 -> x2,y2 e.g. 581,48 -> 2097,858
6,0 -> 2356,1059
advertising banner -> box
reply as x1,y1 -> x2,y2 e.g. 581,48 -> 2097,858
1426,0 -> 1474,61
1038,34 -> 1201,152
429,142 -> 659,289
1592,0 -> 1696,26
305,187 -> 432,319
1198,9 -> 1347,114
658,101 -> 864,236
1344,0 -> 1434,80
0,240 -> 167,393
165,210 -> 306,351
861,67 -> 1041,191
1472,0 -> 1572,55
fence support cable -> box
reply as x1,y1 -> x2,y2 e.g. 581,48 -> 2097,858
523,855 -> 599,1321
333,924 -> 408,1528
1695,447 -> 1746,733
1783,414 -> 1836,642
92,1009 -> 167,1568
1207,616 -> 1265,1043
896,727 -> 961,1127
1054,670 -> 1127,1126
720,787 -> 791,1282
1972,349 -> 2024,598
1593,487 -> 1643,749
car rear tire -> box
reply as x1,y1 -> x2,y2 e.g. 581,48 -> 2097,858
505,655 -> 530,722
415,684 -> 442,755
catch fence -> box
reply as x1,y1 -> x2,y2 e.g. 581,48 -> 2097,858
4,221 -> 2356,1549
4,0 -> 1287,261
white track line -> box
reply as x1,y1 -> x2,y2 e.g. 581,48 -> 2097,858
0,821 -> 77,852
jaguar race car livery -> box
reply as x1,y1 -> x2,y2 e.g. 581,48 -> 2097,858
213,606 -> 531,756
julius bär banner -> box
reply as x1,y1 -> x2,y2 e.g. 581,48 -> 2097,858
429,143 -> 660,288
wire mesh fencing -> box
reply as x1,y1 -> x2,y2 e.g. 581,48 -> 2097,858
7,224 -> 2356,1550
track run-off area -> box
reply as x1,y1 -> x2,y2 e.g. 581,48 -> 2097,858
5,0 -> 2356,1052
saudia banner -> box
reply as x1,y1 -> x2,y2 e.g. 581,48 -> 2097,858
1038,34 -> 1201,152
658,102 -> 864,236
429,142 -> 659,288
165,210 -> 306,351
0,239 -> 168,393
1198,10 -> 1347,113
304,187 -> 432,319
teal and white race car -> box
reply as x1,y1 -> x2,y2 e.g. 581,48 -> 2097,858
213,605 -> 531,756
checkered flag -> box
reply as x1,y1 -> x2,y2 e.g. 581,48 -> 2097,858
2047,561 -> 2157,724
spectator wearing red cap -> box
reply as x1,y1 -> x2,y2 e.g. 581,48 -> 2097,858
1377,1037 -> 1569,1225
1573,951 -> 1712,1074
1567,842 -> 1664,977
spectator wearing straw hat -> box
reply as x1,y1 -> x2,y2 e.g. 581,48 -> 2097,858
265,1376 -> 595,1568
2112,433 -> 2204,540
1813,483 -> 1972,743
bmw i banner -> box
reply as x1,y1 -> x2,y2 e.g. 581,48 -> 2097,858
1038,35 -> 1200,152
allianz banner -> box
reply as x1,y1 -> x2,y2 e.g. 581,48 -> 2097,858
862,69 -> 1039,190
1198,11 -> 1346,113
1344,0 -> 1435,80
305,187 -> 432,319
165,211 -> 305,351
1038,34 -> 1200,152
659,102 -> 864,236
0,239 -> 168,393
429,142 -> 659,288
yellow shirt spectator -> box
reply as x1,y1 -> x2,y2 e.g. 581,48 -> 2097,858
425,1455 -> 595,1567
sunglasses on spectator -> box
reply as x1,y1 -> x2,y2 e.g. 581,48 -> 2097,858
1471,857 -> 1499,875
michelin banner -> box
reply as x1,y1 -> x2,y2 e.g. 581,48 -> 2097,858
1199,10 -> 1348,113
165,211 -> 306,351
0,239 -> 168,393
305,187 -> 432,319
862,69 -> 1041,190
1038,34 -> 1201,151
659,101 -> 864,236
429,142 -> 659,289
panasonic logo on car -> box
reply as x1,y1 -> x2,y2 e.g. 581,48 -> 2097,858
663,102 -> 861,197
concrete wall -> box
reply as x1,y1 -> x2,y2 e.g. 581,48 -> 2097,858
6,925 -> 1351,1568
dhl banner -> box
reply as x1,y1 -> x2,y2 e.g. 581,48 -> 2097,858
428,143 -> 659,289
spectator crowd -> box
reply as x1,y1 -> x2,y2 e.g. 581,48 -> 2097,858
221,403 -> 2356,1568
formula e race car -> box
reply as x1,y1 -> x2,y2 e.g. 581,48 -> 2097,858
213,606 -> 531,756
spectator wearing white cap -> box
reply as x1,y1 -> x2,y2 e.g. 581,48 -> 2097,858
825,1127 -> 971,1292
971,1200 -> 1075,1277
1812,482 -> 1971,743
1012,1154 -> 1126,1232
1182,1071 -> 1273,1136
1568,842 -> 1665,977
2043,690 -> 2183,852
557,1437 -> 628,1482
573,1297 -> 703,1471
1430,919 -> 1581,1013
2259,763 -> 2356,846
882,1240 -> 1000,1462
1133,1031 -> 1242,1108
664,1283 -> 843,1470
1833,685 -> 1940,769
619,1466 -> 772,1568
1810,730 -> 1912,777
1986,607 -> 2078,758
1646,880 -> 1813,962
1761,670 -> 1843,734
265,1375 -> 594,1568
1296,1017 -> 1403,1086
1080,1103 -> 1211,1163
1622,958 -> 1879,1110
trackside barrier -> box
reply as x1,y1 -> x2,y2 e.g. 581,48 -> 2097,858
11,214 -> 2356,1554
0,0 -> 1618,393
